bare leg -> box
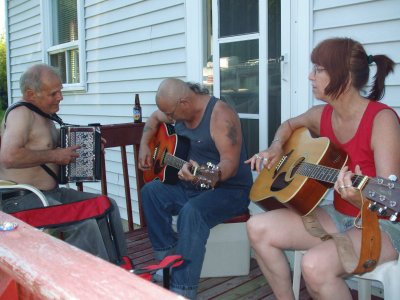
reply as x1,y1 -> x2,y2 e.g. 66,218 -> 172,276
248,206 -> 399,300
247,208 -> 327,299
301,239 -> 352,300
303,227 -> 398,300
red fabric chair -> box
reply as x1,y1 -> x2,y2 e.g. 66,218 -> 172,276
1,181 -> 182,287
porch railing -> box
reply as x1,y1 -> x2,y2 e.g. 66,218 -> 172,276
0,211 -> 180,299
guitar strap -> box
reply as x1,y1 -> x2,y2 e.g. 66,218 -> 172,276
302,198 -> 381,274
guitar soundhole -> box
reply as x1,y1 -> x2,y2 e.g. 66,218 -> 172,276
271,172 -> 290,192
271,150 -> 300,192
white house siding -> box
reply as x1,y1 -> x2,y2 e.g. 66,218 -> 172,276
309,0 -> 400,206
61,0 -> 187,223
5,0 -> 187,225
312,0 -> 400,114
5,0 -> 400,225
6,0 -> 42,102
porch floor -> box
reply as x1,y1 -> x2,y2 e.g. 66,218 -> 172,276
125,228 -> 383,300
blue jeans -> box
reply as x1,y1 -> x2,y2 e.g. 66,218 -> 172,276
141,181 -> 250,299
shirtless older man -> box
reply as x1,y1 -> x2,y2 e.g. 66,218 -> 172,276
0,64 -> 127,264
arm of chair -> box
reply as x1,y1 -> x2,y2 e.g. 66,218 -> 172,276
0,180 -> 48,207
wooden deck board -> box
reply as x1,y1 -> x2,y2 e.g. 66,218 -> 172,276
125,229 -> 382,300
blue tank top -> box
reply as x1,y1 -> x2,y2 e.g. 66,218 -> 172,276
174,96 -> 253,190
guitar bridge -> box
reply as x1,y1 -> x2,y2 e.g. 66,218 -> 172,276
274,150 -> 293,178
152,145 -> 159,161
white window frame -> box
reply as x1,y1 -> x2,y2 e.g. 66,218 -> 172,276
41,0 -> 86,92
186,0 -> 312,146
283,0 -> 312,119
186,0 -> 269,150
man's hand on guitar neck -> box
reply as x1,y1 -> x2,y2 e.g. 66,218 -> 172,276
178,160 -> 198,182
177,160 -> 220,189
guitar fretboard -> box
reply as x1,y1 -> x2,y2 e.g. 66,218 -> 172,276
164,153 -> 186,170
297,162 -> 366,188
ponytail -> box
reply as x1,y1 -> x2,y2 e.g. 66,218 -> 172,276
367,54 -> 394,101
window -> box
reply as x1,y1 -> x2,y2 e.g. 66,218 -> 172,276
203,0 -> 281,157
42,0 -> 85,90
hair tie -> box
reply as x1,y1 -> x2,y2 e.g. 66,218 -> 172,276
367,54 -> 374,65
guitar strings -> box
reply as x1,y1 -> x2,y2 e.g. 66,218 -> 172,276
353,189 -> 364,230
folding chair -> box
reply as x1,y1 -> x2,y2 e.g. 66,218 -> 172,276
0,180 -> 183,287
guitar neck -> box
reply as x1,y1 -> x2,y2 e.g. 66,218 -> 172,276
298,162 -> 367,188
164,153 -> 187,170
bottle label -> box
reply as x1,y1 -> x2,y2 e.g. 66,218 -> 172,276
133,109 -> 141,121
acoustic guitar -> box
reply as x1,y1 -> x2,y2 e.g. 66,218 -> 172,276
143,123 -> 220,189
250,127 -> 400,220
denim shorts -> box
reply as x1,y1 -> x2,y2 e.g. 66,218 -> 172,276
321,204 -> 400,253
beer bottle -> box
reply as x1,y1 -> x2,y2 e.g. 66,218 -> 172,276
133,93 -> 142,123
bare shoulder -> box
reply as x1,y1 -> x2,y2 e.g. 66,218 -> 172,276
210,100 -> 242,146
371,108 -> 400,176
374,108 -> 399,126
305,104 -> 325,120
371,108 -> 400,143
4,105 -> 35,132
3,105 -> 55,149
290,104 -> 325,134
212,100 -> 240,124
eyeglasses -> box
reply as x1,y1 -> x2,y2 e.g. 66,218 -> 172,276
164,99 -> 181,118
312,65 -> 326,76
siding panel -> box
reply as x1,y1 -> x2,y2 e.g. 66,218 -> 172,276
86,33 -> 186,62
68,1 -> 185,219
85,19 -> 185,51
7,0 -> 41,102
85,0 -> 182,29
86,48 -> 186,73
314,0 -> 375,10
313,20 -> 400,45
6,0 -> 186,223
314,0 -> 399,29
312,0 -> 400,109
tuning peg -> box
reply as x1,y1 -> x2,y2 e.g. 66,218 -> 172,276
206,162 -> 216,169
200,183 -> 209,189
388,174 -> 398,182
368,202 -> 378,211
390,212 -> 398,222
378,206 -> 388,216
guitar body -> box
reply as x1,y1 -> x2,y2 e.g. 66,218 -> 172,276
250,127 -> 348,216
143,123 -> 190,184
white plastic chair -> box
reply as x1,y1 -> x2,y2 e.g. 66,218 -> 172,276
0,180 -> 48,206
292,250 -> 400,300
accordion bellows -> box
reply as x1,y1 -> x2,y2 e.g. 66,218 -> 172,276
59,126 -> 101,184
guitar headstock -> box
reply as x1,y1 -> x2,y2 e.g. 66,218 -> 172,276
192,162 -> 220,189
363,176 -> 400,222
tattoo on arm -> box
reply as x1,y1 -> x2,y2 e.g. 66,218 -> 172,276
143,124 -> 153,133
226,121 -> 238,145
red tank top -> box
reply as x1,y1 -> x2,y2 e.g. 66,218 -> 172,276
320,101 -> 398,217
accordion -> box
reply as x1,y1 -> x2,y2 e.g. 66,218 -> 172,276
59,125 -> 102,184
